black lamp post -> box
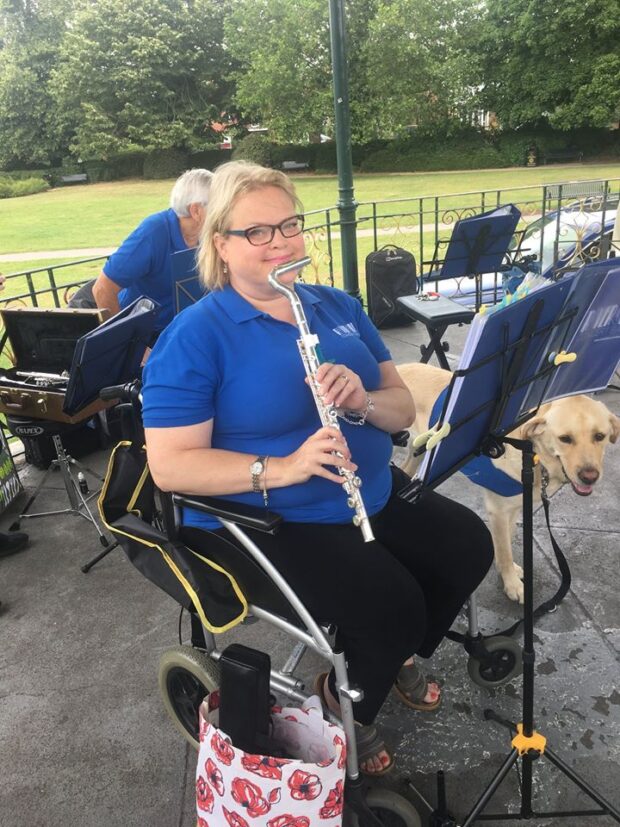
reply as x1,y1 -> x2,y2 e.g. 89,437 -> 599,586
328,0 -> 360,299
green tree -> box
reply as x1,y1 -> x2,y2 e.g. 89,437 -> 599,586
362,0 -> 482,136
225,0 -> 383,143
225,0 -> 333,142
475,0 -> 620,129
51,0 -> 234,159
0,0 -> 73,168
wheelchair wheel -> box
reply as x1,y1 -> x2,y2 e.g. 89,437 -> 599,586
467,635 -> 522,688
158,645 -> 221,750
346,788 -> 421,827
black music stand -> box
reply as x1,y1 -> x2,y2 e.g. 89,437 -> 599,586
64,297 -> 159,572
397,205 -> 521,370
400,265 -> 620,825
171,247 -> 206,314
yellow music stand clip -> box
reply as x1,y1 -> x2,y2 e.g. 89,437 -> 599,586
511,723 -> 546,756
549,350 -> 577,366
412,421 -> 451,451
426,422 -> 451,450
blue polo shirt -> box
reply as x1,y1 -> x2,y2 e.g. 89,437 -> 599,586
142,283 -> 394,530
103,208 -> 187,331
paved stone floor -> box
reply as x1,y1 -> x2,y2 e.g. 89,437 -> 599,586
1,320 -> 618,826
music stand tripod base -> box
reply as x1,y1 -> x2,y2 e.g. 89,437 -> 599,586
16,434 -> 118,568
459,441 -> 620,826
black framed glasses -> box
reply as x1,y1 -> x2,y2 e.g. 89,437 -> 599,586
224,215 -> 305,246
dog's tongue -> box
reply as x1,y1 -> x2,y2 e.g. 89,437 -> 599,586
572,481 -> 593,496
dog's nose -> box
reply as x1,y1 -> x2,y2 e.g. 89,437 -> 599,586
578,467 -> 599,484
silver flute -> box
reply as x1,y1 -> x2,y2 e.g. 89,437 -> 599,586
268,257 -> 375,543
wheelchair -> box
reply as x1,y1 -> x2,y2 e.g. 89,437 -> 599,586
98,381 -> 423,826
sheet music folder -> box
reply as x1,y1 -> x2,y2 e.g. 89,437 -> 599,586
412,259 -> 620,493
524,259 -> 620,407
64,296 -> 160,415
428,204 -> 521,280
171,247 -> 206,314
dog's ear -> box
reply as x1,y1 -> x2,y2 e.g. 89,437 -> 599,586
521,414 -> 547,440
609,413 -> 620,444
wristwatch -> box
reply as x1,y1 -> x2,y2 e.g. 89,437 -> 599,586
250,456 -> 266,493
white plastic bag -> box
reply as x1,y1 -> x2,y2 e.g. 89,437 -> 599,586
196,695 -> 347,827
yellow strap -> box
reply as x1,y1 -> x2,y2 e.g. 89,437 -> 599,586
511,723 -> 546,756
127,454 -> 150,513
98,441 -> 248,633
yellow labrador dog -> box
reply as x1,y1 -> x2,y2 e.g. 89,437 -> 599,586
398,362 -> 620,603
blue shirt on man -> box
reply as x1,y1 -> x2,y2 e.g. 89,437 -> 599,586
103,208 -> 187,330
142,283 -> 394,530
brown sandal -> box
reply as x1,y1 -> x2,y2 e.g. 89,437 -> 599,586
313,672 -> 394,777
392,662 -> 441,711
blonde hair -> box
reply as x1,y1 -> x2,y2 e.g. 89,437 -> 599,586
198,160 -> 303,290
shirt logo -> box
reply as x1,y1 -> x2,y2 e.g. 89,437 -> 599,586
333,323 -> 359,337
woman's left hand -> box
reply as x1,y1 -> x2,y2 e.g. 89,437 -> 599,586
312,362 -> 367,412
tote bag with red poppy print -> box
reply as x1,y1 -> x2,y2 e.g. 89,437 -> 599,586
196,695 -> 347,827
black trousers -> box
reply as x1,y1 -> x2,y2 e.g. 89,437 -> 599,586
184,471 -> 494,724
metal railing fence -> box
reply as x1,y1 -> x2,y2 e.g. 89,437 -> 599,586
2,177 -> 618,315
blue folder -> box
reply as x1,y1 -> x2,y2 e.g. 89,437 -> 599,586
63,296 -> 160,416
420,276 -> 574,488
430,204 -> 521,280
525,260 -> 620,405
171,248 -> 206,314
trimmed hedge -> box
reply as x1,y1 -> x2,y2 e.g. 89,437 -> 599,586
359,127 -> 620,172
2,127 -> 615,185
232,134 -> 274,166
0,169 -> 51,181
0,177 -> 50,198
143,149 -> 189,179
188,147 -> 233,170
83,152 -> 146,182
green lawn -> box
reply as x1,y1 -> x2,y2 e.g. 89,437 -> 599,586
1,162 -> 619,257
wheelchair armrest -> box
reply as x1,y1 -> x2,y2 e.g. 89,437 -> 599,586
172,493 -> 283,534
391,430 -> 410,448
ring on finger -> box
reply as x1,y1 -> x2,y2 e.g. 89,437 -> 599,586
340,373 -> 349,384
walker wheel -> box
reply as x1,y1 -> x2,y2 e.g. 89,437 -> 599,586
467,635 -> 522,688
158,645 -> 221,749
345,788 -> 421,827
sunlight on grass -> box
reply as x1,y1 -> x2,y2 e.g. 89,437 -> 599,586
1,164 -> 618,255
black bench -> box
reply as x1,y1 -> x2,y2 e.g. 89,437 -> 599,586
59,173 -> 88,185
543,149 -> 583,165
281,160 -> 310,171
546,181 -> 606,201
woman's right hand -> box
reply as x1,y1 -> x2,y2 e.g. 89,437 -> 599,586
281,426 -> 357,485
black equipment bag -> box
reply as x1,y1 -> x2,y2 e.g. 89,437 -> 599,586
365,245 -> 418,328
98,439 -> 248,633
219,644 -> 272,754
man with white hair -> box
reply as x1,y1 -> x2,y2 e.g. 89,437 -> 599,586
92,168 -> 213,334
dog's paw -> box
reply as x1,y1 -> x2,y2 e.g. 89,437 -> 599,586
502,565 -> 524,603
